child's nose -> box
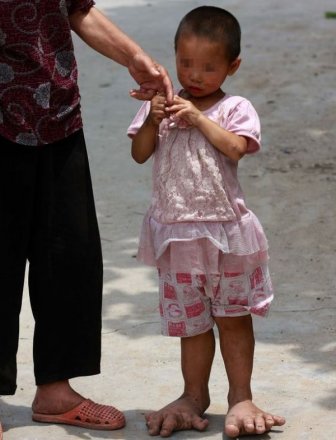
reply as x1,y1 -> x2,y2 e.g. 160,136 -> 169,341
189,69 -> 202,83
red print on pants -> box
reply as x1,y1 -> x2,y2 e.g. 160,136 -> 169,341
164,282 -> 177,299
185,302 -> 205,318
250,267 -> 263,289
251,303 -> 269,317
228,294 -> 248,306
176,273 -> 192,284
195,274 -> 207,286
167,303 -> 183,318
224,272 -> 243,278
168,321 -> 187,336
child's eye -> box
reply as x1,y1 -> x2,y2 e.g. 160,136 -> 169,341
181,59 -> 192,68
204,64 -> 215,72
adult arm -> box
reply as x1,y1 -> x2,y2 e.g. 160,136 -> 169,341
69,6 -> 173,102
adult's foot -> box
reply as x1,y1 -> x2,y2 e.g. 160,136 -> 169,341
224,400 -> 286,438
32,380 -> 84,415
145,394 -> 210,437
32,380 -> 125,430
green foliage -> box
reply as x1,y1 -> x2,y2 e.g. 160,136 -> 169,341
325,11 -> 336,19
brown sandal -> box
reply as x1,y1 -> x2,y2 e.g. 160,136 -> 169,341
32,398 -> 125,430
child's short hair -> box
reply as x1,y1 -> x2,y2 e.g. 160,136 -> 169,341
174,6 -> 241,62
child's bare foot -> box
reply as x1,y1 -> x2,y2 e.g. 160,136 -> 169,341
145,394 -> 210,437
224,400 -> 286,437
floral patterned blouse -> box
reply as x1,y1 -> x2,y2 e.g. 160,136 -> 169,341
0,0 -> 94,145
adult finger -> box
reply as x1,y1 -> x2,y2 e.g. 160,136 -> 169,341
129,88 -> 156,101
157,65 -> 174,104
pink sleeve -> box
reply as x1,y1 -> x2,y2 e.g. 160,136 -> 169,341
67,0 -> 95,15
127,101 -> 151,137
223,98 -> 261,154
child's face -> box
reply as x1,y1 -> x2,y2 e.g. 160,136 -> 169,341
175,35 -> 240,98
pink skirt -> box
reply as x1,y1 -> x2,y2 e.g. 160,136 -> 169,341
138,211 -> 270,274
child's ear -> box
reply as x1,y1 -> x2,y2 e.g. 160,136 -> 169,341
228,58 -> 241,76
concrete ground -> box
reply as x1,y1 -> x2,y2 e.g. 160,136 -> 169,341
1,0 -> 335,439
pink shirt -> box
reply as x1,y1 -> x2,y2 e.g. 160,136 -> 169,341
0,0 -> 94,145
128,94 -> 269,271
128,94 -> 261,224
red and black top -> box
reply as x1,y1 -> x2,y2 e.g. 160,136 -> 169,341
0,0 -> 94,145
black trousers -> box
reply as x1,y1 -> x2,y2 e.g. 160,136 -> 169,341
0,130 -> 103,395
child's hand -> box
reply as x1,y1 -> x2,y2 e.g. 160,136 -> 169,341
148,94 -> 168,126
166,95 -> 202,126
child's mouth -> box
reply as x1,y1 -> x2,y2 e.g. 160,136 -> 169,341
188,86 -> 202,93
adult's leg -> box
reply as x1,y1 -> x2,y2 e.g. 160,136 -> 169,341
214,315 -> 285,437
28,132 -> 124,430
146,329 -> 215,437
27,131 -> 103,412
28,132 -> 125,428
0,139 -> 38,395
30,130 -> 103,385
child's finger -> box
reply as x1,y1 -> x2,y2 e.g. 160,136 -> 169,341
165,104 -> 184,113
172,94 -> 187,104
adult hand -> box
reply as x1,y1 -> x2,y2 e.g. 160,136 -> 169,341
69,8 -> 173,103
128,52 -> 173,104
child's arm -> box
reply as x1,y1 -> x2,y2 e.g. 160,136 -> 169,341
167,96 -> 247,161
195,114 -> 247,161
131,95 -> 166,163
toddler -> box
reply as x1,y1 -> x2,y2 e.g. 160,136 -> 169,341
128,6 -> 285,438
